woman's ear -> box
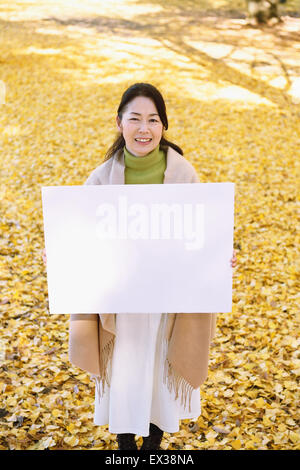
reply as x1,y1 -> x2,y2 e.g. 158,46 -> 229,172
116,115 -> 122,132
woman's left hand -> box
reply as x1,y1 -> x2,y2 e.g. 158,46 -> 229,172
230,249 -> 237,268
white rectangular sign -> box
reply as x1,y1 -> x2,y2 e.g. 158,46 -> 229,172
42,183 -> 234,314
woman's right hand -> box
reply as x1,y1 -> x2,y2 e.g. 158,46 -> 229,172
42,248 -> 47,267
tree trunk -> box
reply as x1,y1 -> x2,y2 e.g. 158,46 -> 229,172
246,0 -> 282,24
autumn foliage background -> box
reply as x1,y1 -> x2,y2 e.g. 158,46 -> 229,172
0,0 -> 299,450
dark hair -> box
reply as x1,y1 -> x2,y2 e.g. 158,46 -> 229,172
103,83 -> 183,161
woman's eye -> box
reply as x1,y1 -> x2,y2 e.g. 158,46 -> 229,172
129,118 -> 159,123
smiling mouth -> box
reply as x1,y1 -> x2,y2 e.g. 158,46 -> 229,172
135,138 -> 152,142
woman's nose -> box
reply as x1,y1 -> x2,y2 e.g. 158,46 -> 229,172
138,121 -> 150,131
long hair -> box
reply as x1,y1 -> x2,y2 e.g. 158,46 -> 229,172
103,83 -> 183,161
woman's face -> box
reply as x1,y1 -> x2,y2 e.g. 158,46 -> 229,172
116,96 -> 164,157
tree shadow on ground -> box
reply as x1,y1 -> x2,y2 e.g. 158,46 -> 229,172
35,8 -> 300,110
1,0 -> 300,112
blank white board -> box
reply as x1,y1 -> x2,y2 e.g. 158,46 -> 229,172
42,183 -> 234,314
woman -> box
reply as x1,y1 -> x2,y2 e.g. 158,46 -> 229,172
43,83 -> 237,450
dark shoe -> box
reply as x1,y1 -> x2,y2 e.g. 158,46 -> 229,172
140,423 -> 163,450
117,433 -> 138,450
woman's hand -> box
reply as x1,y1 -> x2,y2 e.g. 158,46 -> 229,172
42,248 -> 47,267
230,249 -> 237,268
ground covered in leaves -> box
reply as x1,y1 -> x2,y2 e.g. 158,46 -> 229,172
0,0 -> 299,451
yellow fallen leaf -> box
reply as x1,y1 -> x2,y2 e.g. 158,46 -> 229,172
289,432 -> 299,444
286,418 -> 296,426
255,397 -> 265,408
207,438 -> 216,446
263,416 -> 272,426
278,424 -> 286,432
231,439 -> 242,450
160,441 -> 169,450
206,430 -> 218,439
66,423 -> 76,434
64,436 -> 79,447
245,440 -> 256,449
39,437 -> 56,449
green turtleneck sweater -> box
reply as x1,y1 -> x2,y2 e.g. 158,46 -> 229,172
124,145 -> 167,184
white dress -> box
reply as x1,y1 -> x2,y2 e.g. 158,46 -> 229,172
94,313 -> 201,437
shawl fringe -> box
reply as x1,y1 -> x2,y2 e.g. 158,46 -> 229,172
162,338 -> 194,413
163,357 -> 193,413
92,336 -> 115,403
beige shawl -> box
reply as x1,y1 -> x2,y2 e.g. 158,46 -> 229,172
69,146 -> 216,412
